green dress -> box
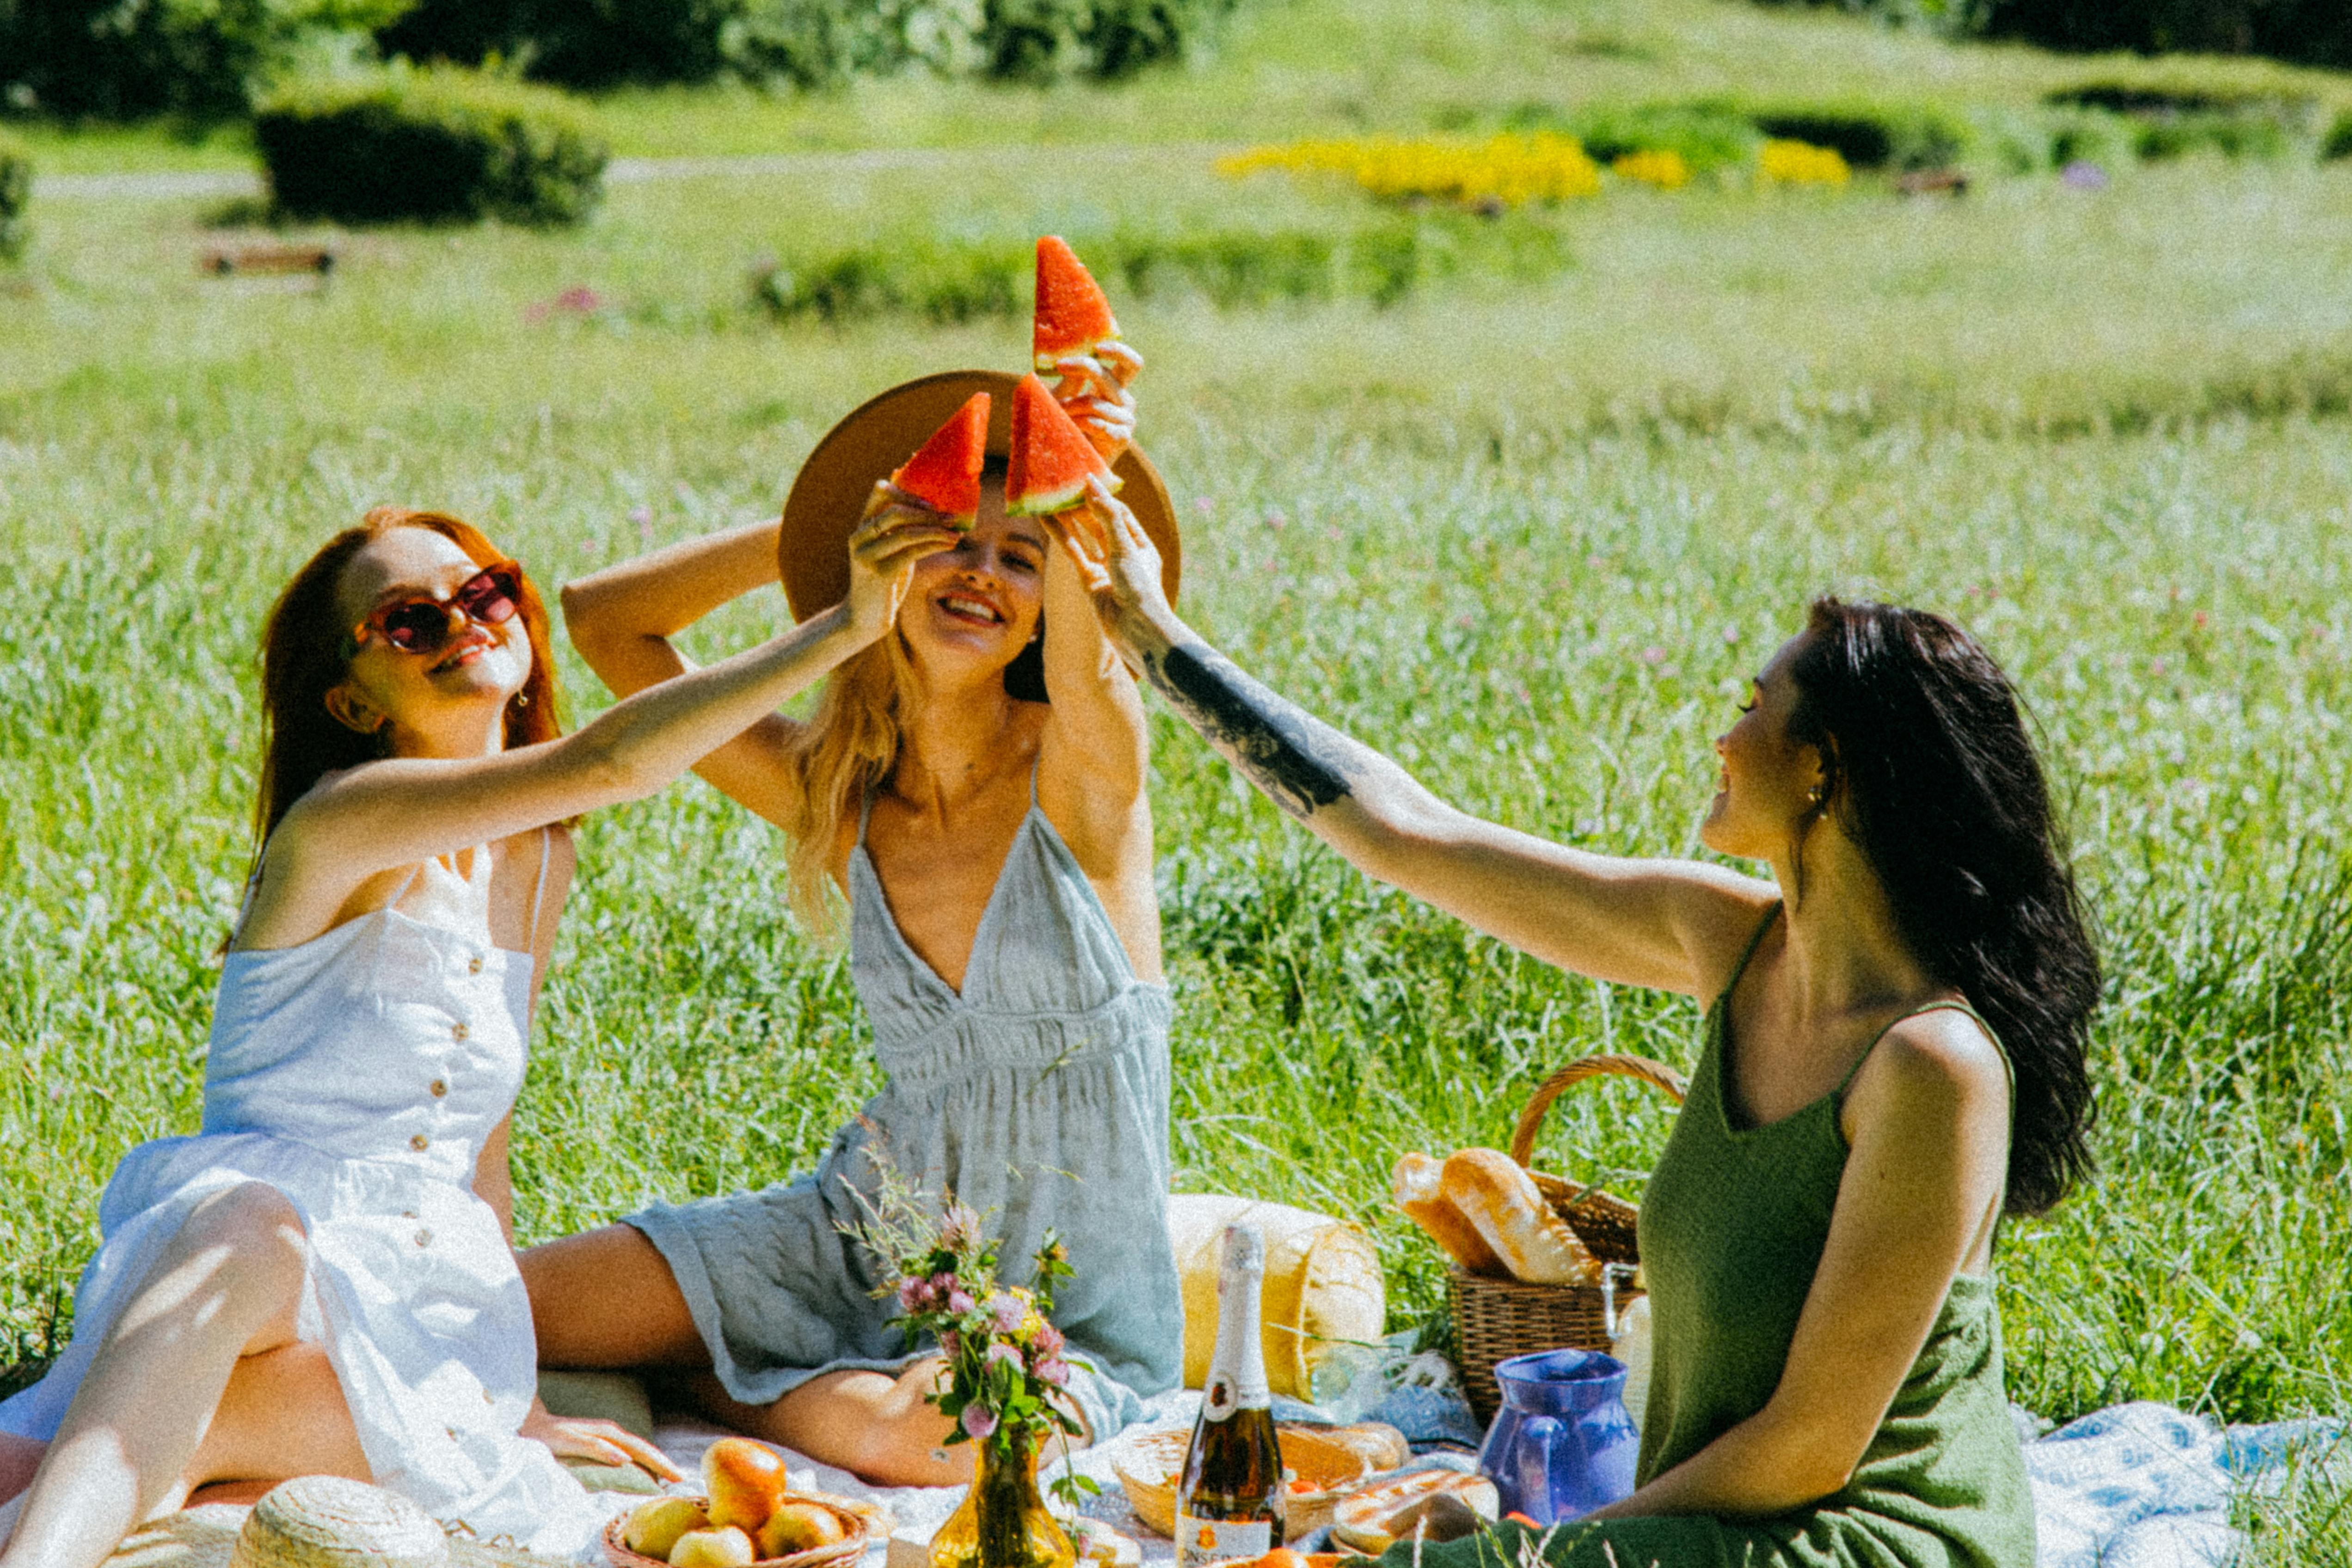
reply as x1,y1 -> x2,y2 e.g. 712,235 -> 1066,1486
1396,905 -> 2036,1568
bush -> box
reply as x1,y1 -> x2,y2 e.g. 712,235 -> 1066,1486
751,216 -> 1568,323
377,0 -> 1228,88
0,129 -> 29,259
1510,101 -> 1760,174
255,66 -> 607,226
0,0 -> 413,121
2325,112 -> 2352,162
2042,83 -> 2306,164
1739,98 -> 1971,171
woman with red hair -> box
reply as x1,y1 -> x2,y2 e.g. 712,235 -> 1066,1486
0,501 -> 957,1568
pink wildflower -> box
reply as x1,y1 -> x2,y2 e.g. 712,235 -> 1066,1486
986,1342 -> 1024,1371
987,1294 -> 1025,1333
1033,1357 -> 1070,1388
961,1403 -> 998,1440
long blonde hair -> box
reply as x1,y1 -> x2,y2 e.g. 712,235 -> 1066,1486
782,632 -> 923,932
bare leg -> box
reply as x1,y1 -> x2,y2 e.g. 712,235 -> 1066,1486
703,1361 -> 1091,1488
180,1339 -> 368,1507
522,1224 -> 1090,1488
0,1436 -> 42,1506
520,1226 -> 703,1369
0,1184 -> 349,1568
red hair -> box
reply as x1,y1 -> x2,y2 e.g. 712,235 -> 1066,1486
252,507 -> 564,847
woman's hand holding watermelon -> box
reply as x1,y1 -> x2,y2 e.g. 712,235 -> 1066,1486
1044,473 -> 1168,653
1048,339 -> 1141,460
843,481 -> 965,642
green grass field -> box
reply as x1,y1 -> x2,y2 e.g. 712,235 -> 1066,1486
5,0 -> 2352,1556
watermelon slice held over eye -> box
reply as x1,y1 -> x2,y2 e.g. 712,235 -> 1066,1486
1032,236 -> 1119,371
1006,373 -> 1117,518
888,392 -> 990,524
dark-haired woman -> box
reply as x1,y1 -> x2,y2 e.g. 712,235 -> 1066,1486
1050,481 -> 2098,1568
0,502 -> 962,1568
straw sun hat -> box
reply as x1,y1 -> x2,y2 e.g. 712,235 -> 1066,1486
777,369 -> 1182,622
101,1479 -> 563,1568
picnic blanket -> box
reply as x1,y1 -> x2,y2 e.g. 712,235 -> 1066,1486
634,1394 -> 2346,1568
2022,1401 -> 2346,1568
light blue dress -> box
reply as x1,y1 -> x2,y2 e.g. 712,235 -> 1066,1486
627,782 -> 1183,1439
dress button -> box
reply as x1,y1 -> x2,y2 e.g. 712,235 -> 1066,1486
451,1021 -> 469,1041
467,956 -> 484,976
430,1079 -> 449,1098
411,1133 -> 430,1151
415,1229 -> 433,1247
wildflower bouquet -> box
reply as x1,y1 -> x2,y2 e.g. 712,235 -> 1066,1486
849,1173 -> 1082,1456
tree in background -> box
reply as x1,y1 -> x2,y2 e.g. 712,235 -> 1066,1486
1750,0 -> 2352,69
0,0 -> 414,119
375,0 -> 1232,90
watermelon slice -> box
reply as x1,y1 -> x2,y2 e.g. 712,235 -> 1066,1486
1005,373 -> 1117,518
1032,236 -> 1120,372
887,392 -> 990,524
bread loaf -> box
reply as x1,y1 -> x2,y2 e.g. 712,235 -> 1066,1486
1440,1148 -> 1597,1285
1392,1152 -> 1508,1277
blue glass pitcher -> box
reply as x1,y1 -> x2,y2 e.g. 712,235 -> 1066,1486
1476,1348 -> 1640,1524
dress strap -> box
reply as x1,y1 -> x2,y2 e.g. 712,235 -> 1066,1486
1710,901 -> 1783,1015
857,782 -> 878,846
524,826 -> 553,954
385,859 -> 426,913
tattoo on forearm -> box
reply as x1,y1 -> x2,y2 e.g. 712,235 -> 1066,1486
1145,643 -> 1359,818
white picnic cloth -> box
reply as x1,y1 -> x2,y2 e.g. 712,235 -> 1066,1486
2023,1401 -> 2346,1568
637,1396 -> 2349,1568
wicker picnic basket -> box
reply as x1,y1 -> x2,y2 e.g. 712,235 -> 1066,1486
1449,1053 -> 1688,1424
601,1495 -> 870,1568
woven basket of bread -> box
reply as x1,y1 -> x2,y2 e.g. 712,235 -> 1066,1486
1112,1425 -> 1373,1543
1448,1053 -> 1687,1424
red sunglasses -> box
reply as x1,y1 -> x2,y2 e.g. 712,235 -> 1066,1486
346,562 -> 526,658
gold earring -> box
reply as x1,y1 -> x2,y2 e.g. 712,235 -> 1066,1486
512,690 -> 530,708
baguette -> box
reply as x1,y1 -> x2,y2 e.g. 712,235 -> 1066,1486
1392,1152 -> 1507,1277
1440,1147 -> 1597,1285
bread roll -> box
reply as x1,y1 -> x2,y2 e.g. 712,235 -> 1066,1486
1392,1152 -> 1507,1277
1440,1148 -> 1597,1285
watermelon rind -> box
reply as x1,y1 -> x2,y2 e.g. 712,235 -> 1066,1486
1005,467 -> 1121,519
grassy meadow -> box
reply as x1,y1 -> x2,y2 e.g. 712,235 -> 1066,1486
5,0 -> 2352,1556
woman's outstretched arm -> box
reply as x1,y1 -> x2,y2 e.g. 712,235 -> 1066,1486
559,517 -> 812,826
247,507 -> 957,950
1047,480 -> 1771,997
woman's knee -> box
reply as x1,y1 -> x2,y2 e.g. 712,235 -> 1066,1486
174,1183 -> 309,1306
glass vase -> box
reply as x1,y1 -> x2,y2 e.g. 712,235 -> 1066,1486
928,1426 -> 1075,1568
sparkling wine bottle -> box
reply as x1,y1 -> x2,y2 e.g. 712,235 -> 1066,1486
1175,1223 -> 1286,1568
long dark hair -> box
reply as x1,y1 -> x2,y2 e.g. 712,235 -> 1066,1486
253,507 -> 564,847
1787,597 -> 2100,1217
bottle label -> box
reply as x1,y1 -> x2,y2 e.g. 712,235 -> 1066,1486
1200,1371 -> 1269,1424
1175,1516 -> 1272,1568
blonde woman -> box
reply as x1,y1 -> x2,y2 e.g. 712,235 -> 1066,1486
523,369 -> 1187,1486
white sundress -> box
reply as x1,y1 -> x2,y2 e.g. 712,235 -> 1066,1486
0,838 -> 604,1556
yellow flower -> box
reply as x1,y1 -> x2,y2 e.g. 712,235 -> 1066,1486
1757,139 -> 1851,187
1612,148 -> 1691,190
1215,133 -> 1603,209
